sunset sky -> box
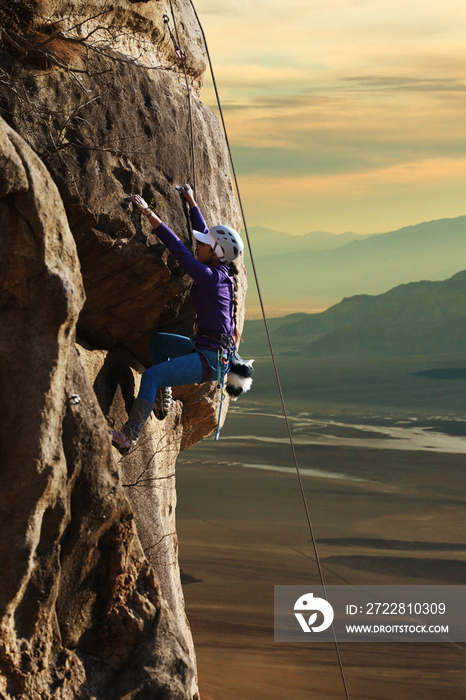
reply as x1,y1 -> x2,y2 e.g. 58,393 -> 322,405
196,0 -> 466,236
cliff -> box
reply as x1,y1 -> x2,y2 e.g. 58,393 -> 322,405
0,1 -> 245,698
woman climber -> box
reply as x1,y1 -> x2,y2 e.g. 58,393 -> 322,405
111,185 -> 245,453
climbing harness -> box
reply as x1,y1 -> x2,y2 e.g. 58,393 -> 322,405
193,327 -> 234,440
179,3 -> 352,699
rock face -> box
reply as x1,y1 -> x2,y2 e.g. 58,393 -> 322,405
0,0 -> 244,366
0,116 -> 195,699
0,1 -> 245,698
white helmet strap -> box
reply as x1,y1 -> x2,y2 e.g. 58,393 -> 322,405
212,242 -> 226,262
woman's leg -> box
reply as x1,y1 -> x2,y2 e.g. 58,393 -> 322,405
149,333 -> 195,365
119,351 -> 204,446
112,334 -> 214,452
138,351 -> 203,404
149,333 -> 195,414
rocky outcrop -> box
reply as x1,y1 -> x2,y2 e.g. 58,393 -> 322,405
0,0 -> 243,359
0,1 -> 245,697
75,338 -> 202,680
0,116 -> 195,699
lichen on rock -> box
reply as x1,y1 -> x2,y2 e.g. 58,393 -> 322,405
0,1 -> 246,697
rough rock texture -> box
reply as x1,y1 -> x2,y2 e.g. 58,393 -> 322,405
0,0 -> 246,697
0,0 -> 244,366
75,338 -> 202,674
0,117 -> 194,699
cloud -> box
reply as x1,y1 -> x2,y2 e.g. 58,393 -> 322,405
234,157 -> 466,235
341,76 -> 466,93
195,0 -> 466,234
205,81 -> 466,157
204,92 -> 333,112
203,64 -> 316,89
230,145 -> 365,176
242,156 -> 466,193
230,132 -> 466,178
194,0 -> 251,15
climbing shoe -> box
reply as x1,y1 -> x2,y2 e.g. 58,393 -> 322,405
154,387 -> 172,420
124,398 -> 154,437
111,430 -> 134,455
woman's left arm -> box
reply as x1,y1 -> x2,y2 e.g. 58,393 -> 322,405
129,194 -> 218,288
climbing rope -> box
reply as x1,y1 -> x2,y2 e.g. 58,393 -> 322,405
164,0 -> 350,700
165,1 -> 197,197
169,3 -> 352,698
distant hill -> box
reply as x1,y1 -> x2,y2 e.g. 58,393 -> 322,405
243,270 -> 466,358
244,226 -> 366,255
248,215 -> 466,303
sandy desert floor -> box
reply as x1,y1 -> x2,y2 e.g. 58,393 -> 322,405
176,409 -> 466,700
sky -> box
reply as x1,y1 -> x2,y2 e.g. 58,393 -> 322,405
195,0 -> 466,236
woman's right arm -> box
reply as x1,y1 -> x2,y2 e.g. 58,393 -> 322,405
130,189 -> 208,235
181,184 -> 210,235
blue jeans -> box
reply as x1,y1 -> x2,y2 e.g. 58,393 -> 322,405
137,333 -> 218,404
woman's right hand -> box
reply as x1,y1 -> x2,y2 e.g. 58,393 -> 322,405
130,194 -> 149,210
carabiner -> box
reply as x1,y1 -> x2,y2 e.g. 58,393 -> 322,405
163,14 -> 187,63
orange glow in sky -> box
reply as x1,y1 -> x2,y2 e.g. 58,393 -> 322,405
196,0 -> 466,235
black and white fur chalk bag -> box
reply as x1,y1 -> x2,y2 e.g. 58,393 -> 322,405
225,352 -> 254,400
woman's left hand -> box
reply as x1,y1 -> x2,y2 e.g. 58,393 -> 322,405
181,184 -> 193,198
180,184 -> 196,207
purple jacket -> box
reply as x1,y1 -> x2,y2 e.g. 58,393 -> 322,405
153,207 -> 235,350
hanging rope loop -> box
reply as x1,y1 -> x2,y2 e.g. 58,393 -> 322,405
163,13 -> 187,63
165,2 -> 196,195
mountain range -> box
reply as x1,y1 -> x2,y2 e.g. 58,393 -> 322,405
245,215 -> 466,304
243,226 -> 368,254
244,269 -> 466,358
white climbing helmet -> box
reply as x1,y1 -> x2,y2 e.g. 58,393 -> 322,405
210,225 -> 244,263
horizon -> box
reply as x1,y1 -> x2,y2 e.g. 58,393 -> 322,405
246,211 -> 466,238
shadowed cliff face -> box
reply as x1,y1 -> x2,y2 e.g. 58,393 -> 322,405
0,116 -> 195,700
0,1 -> 245,697
0,0 -> 244,364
